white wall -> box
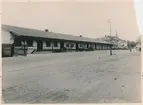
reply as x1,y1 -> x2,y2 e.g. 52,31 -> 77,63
91,44 -> 95,49
43,41 -> 52,50
33,40 -> 37,47
103,45 -> 107,49
2,28 -> 14,44
64,42 -> 69,48
53,42 -> 60,49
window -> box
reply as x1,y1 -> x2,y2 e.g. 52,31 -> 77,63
53,41 -> 58,47
80,44 -> 83,47
71,44 -> 74,48
66,43 -> 69,47
15,40 -> 21,46
88,44 -> 90,48
27,40 -> 33,47
46,41 -> 51,47
92,44 -> 94,48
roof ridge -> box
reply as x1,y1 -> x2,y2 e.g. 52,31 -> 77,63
2,24 -> 110,44
2,24 -> 98,40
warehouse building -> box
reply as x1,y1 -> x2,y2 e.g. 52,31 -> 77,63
2,24 -> 112,57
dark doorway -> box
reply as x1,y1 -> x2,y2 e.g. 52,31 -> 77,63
60,42 -> 64,49
60,41 -> 65,52
76,43 -> 79,51
95,44 -> 97,50
37,40 -> 43,51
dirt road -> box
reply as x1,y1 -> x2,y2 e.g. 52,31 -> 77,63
2,50 -> 141,103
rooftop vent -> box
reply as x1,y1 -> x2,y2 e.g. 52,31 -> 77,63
45,29 -> 49,32
80,35 -> 82,37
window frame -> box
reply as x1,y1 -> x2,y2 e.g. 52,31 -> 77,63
66,43 -> 69,47
70,43 -> 74,48
14,40 -> 22,46
53,41 -> 58,47
27,39 -> 33,47
46,41 -> 51,47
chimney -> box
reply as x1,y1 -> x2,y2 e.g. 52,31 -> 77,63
80,35 -> 82,37
45,29 -> 49,32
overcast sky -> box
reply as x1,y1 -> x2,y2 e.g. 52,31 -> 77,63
2,1 -> 140,41
134,0 -> 143,36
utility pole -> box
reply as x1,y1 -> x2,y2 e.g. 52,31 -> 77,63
116,30 -> 118,37
116,30 -> 119,49
108,19 -> 112,55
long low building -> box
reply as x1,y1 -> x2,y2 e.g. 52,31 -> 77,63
2,24 -> 113,57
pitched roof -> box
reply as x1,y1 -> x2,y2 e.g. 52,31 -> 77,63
2,24 -> 111,44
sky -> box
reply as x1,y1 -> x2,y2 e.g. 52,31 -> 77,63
134,0 -> 143,35
2,0 -> 143,41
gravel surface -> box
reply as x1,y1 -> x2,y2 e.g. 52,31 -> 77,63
2,50 -> 141,103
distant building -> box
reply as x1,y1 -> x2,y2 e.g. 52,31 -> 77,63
136,43 -> 141,50
99,35 -> 128,50
136,36 -> 141,51
117,40 -> 128,49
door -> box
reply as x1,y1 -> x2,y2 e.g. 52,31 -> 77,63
60,41 -> 65,52
60,42 -> 64,49
76,43 -> 79,51
37,40 -> 43,51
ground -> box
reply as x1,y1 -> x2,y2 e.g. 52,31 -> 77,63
2,50 -> 141,103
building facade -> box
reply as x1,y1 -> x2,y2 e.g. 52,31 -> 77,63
99,35 -> 128,50
2,24 -> 113,57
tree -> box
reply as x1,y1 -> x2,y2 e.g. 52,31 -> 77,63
127,41 -> 136,49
